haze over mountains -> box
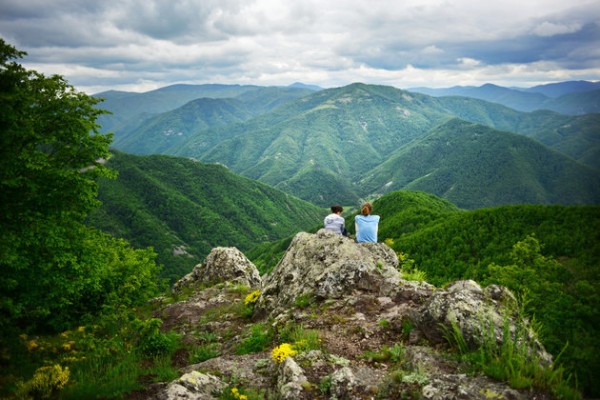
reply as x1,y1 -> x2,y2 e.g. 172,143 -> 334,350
94,81 -> 600,209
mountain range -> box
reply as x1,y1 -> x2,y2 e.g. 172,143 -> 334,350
410,81 -> 600,114
94,81 -> 600,208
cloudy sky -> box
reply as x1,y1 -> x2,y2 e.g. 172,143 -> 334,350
1,0 -> 599,94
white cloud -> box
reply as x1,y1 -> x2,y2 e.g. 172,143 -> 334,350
532,21 -> 583,37
2,0 -> 599,93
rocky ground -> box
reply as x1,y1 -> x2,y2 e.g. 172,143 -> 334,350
130,229 -> 556,400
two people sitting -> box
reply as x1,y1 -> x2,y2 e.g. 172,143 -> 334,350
323,202 -> 380,243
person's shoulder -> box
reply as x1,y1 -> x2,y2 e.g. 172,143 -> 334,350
373,215 -> 380,221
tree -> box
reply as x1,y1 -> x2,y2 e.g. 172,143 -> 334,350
0,39 -> 161,333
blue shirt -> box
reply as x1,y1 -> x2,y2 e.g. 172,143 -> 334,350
355,214 -> 380,243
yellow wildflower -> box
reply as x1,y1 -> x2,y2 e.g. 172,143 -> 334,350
77,326 -> 86,333
26,340 -> 38,352
244,290 -> 260,305
271,343 -> 297,363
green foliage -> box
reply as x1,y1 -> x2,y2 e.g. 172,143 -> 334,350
88,150 -> 324,281
14,364 -> 70,400
375,193 -> 597,396
443,316 -> 580,399
0,40 -> 164,335
277,323 -> 321,353
363,343 -> 405,364
190,343 -> 221,363
235,323 -> 274,355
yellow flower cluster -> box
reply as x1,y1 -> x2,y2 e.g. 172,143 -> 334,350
244,290 -> 261,305
271,343 -> 297,364
16,364 -> 70,398
231,387 -> 248,400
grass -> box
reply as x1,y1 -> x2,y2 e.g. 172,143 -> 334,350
443,313 -> 581,399
363,343 -> 405,363
235,323 -> 274,355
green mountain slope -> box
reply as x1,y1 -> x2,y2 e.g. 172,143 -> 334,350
87,151 -> 324,281
360,118 -> 600,209
114,97 -> 255,155
95,84 -> 314,137
177,84 -> 456,204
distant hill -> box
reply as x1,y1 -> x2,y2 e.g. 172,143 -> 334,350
94,84 -> 314,136
410,83 -> 548,112
524,80 -> 600,97
359,118 -> 600,208
409,81 -> 600,114
87,151 -> 324,281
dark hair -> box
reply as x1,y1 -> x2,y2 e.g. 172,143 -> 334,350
331,205 -> 343,213
361,202 -> 372,216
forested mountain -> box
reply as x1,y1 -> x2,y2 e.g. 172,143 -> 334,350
169,83 -> 600,208
359,118 -> 600,208
113,97 -> 255,155
409,81 -> 600,114
87,151 -> 324,281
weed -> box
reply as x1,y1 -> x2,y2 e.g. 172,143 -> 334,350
443,312 -> 581,399
294,293 -> 313,308
190,343 -> 222,363
236,323 -> 274,355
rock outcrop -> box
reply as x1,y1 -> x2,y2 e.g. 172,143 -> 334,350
146,230 -> 556,400
173,246 -> 261,292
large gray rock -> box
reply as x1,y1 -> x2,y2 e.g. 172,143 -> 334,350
415,280 -> 553,365
173,247 -> 261,292
157,371 -> 226,400
255,229 -> 400,317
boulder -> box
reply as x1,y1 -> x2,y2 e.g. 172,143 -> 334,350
255,229 -> 400,317
173,247 -> 261,292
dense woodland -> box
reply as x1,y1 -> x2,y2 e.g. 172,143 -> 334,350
1,38 -> 599,398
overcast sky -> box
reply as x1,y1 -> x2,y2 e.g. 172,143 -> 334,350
1,0 -> 599,94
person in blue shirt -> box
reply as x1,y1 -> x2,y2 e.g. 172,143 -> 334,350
354,202 -> 380,243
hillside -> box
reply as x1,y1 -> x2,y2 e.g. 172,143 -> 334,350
87,151 -> 324,281
113,97 -> 255,155
359,118 -> 600,208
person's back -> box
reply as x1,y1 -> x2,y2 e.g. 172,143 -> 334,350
355,202 -> 380,243
324,204 -> 347,236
